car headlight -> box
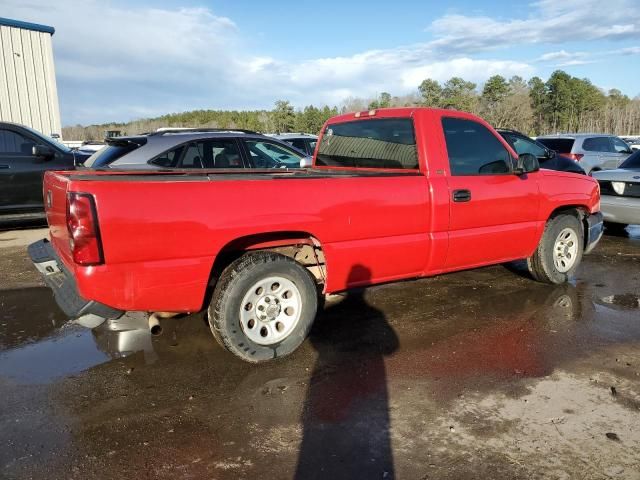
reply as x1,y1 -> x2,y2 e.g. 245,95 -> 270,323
611,181 -> 626,195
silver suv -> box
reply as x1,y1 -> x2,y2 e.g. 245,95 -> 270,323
536,134 -> 633,175
84,128 -> 311,170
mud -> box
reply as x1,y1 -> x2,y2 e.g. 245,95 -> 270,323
0,226 -> 639,479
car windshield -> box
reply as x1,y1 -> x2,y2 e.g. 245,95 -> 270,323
620,150 -> 640,169
20,124 -> 72,153
316,118 -> 418,169
84,139 -> 146,168
537,138 -> 575,153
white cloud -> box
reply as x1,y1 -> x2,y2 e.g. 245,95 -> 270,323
535,50 -> 595,67
537,50 -> 587,62
427,0 -> 640,54
620,46 -> 640,55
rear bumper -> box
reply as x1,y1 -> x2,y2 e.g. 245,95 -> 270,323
600,195 -> 640,225
28,239 -> 123,320
584,211 -> 604,254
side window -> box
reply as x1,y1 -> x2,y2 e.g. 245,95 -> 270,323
508,134 -> 546,158
150,145 -> 186,168
179,143 -> 204,168
442,118 -> 512,175
289,139 -> 307,153
582,137 -> 611,152
204,140 -> 242,168
307,140 -> 317,154
0,129 -> 35,155
245,140 -> 303,168
611,137 -> 631,153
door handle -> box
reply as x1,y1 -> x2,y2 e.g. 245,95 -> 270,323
0,165 -> 9,169
453,189 -> 471,202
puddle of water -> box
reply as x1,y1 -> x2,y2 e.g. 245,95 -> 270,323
0,288 -> 164,384
0,325 -> 109,384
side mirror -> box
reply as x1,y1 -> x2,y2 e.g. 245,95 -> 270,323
515,153 -> 539,175
546,149 -> 557,159
300,156 -> 313,168
33,144 -> 54,159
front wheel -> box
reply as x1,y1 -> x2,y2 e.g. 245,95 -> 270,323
208,251 -> 318,363
527,214 -> 584,284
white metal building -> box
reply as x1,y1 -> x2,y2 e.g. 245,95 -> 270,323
0,17 -> 62,138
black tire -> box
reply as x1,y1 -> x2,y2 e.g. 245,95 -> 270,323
527,214 -> 584,284
208,251 -> 318,363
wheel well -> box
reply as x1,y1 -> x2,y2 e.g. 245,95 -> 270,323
548,206 -> 590,249
207,232 -> 326,290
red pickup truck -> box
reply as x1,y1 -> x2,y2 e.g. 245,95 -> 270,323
29,108 -> 603,362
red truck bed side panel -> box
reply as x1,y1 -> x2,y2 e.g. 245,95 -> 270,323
67,174 -> 435,311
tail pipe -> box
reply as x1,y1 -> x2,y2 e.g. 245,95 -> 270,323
148,312 -> 179,336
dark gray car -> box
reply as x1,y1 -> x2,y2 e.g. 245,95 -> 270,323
0,122 -> 91,219
85,129 -> 310,170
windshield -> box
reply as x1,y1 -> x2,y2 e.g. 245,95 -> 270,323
84,140 -> 146,168
620,150 -> 640,169
316,118 -> 418,169
20,124 -> 72,153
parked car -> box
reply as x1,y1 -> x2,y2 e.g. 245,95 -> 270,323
592,150 -> 640,229
620,136 -> 640,151
536,133 -> 633,174
84,128 -> 311,169
267,133 -> 318,156
497,129 -> 585,174
29,107 -> 603,363
0,122 -> 91,219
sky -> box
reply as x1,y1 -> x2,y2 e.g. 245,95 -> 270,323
4,0 -> 640,125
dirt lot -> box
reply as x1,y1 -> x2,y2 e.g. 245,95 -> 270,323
1,225 -> 639,480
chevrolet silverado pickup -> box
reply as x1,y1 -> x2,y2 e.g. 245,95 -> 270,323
29,108 -> 603,362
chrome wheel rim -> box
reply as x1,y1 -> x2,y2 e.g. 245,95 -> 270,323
553,228 -> 579,273
239,276 -> 302,345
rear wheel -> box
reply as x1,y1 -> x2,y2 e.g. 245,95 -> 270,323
527,214 -> 584,284
208,251 -> 318,363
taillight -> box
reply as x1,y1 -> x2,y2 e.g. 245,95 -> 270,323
566,153 -> 584,162
66,192 -> 104,265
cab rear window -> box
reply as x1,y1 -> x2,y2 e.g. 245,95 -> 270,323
316,118 -> 418,169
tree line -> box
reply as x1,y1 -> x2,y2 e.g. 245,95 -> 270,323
62,70 -> 640,141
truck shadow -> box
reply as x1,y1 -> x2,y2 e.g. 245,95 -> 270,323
295,264 -> 399,480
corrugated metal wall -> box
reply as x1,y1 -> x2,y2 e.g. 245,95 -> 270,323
0,25 -> 61,138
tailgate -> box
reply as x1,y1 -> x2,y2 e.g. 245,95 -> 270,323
43,171 -> 73,266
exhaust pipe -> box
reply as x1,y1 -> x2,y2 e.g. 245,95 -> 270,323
148,312 -> 179,336
148,314 -> 163,336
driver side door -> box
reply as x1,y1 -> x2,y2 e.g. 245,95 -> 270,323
442,117 -> 541,269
